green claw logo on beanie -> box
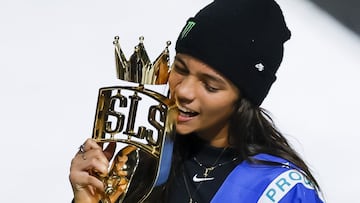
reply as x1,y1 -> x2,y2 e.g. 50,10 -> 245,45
180,21 -> 196,39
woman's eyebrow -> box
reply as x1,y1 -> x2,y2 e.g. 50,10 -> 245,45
174,55 -> 187,67
200,73 -> 226,85
174,55 -> 226,85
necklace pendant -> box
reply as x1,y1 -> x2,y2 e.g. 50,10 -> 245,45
204,168 -> 210,177
204,167 -> 215,177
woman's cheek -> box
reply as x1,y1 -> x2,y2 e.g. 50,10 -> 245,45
168,72 -> 181,92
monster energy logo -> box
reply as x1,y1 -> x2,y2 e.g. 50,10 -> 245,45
180,21 -> 196,39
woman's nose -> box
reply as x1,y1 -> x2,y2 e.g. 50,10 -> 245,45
175,77 -> 196,104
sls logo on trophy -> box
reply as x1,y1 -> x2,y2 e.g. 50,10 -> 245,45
91,36 -> 177,203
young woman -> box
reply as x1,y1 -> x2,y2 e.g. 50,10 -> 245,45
70,0 -> 324,202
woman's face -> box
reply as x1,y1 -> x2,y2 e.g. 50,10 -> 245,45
169,53 -> 239,146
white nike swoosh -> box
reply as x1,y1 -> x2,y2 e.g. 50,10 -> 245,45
192,174 -> 214,182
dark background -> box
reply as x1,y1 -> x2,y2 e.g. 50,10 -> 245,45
310,0 -> 359,36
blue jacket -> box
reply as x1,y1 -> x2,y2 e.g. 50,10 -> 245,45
211,154 -> 324,203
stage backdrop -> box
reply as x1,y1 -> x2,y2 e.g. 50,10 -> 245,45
0,0 -> 359,202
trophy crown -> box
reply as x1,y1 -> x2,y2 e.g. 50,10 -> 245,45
113,36 -> 171,85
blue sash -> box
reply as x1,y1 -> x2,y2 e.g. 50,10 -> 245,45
211,154 -> 324,203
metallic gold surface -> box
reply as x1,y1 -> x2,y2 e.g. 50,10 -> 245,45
91,37 -> 176,202
114,36 -> 171,85
92,85 -> 177,203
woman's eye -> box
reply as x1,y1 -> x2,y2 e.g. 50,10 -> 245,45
204,83 -> 219,92
173,64 -> 188,75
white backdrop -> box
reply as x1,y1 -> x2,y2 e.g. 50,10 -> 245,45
0,0 -> 359,202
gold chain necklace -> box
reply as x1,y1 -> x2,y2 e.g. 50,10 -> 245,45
182,147 -> 238,202
193,156 -> 239,178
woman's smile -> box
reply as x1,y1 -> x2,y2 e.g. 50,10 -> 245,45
177,105 -> 199,122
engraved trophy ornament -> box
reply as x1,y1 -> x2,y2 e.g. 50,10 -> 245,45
92,36 -> 177,203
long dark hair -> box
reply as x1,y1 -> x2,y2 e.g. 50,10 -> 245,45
147,97 -> 321,202
229,98 -> 320,190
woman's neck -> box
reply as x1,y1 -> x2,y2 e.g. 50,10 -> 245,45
206,136 -> 229,148
196,124 -> 230,148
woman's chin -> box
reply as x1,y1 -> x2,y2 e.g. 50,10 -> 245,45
175,125 -> 195,136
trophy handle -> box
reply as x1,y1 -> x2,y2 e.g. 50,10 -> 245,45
101,145 -> 139,203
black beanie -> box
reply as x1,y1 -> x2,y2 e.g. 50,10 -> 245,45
175,0 -> 291,106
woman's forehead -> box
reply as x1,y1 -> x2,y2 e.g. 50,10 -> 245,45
174,53 -> 222,76
174,53 -> 240,92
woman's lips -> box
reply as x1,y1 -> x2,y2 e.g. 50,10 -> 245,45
177,106 -> 199,122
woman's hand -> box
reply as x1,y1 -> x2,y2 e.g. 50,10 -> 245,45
69,138 -> 116,203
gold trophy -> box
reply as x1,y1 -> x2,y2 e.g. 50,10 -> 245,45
92,36 -> 177,203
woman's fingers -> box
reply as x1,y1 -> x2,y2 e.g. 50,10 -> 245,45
82,138 -> 117,161
82,149 -> 109,175
70,139 -> 112,187
70,168 -> 105,193
77,139 -> 115,174
70,150 -> 107,185
70,170 -> 104,203
70,139 -> 122,202
83,138 -> 102,151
